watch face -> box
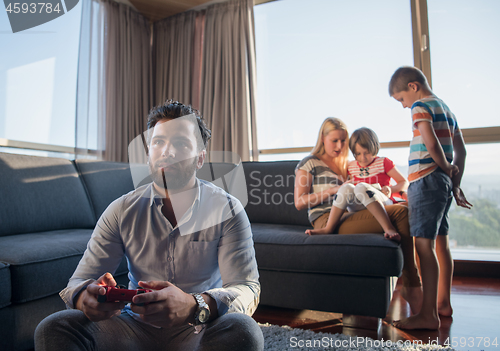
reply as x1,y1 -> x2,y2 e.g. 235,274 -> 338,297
198,308 -> 210,323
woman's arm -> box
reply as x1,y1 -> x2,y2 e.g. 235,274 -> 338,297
294,169 -> 339,211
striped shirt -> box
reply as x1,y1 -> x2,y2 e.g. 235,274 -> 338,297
348,157 -> 397,203
296,155 -> 344,224
408,96 -> 461,183
347,157 -> 394,187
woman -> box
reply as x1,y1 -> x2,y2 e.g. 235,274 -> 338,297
294,117 -> 422,314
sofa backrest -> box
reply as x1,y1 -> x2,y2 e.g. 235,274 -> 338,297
75,160 -> 239,221
74,160 -> 137,220
0,153 -> 309,235
242,161 -> 310,226
0,153 -> 96,236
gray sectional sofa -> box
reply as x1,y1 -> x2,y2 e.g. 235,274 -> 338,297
0,152 -> 403,351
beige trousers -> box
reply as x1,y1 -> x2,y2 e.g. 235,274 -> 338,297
313,204 -> 421,288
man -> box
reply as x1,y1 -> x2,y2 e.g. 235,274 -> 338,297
35,100 -> 264,351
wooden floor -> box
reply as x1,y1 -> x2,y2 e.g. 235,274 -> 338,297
253,276 -> 500,350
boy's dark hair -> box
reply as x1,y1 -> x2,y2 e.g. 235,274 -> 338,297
388,66 -> 430,96
349,127 -> 380,156
147,100 -> 212,150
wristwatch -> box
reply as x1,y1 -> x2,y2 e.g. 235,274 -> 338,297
192,293 -> 210,325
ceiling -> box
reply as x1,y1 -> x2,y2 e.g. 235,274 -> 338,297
127,0 -> 272,22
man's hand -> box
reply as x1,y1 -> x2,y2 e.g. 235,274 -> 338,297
453,187 -> 473,209
75,272 -> 125,322
130,281 -> 198,328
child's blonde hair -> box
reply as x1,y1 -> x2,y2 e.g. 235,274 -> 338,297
349,127 -> 380,157
311,117 -> 349,179
388,66 -> 431,96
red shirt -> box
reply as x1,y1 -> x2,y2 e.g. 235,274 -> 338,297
347,157 -> 395,187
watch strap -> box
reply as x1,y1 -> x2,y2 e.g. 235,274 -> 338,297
192,293 -> 210,325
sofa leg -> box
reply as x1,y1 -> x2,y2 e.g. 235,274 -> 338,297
342,314 -> 381,331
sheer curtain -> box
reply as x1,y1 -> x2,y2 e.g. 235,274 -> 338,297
75,0 -> 105,159
75,0 -> 152,162
153,11 -> 205,109
201,0 -> 258,161
76,0 -> 257,162
153,0 -> 258,161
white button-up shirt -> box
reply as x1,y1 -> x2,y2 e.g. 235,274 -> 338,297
60,179 -> 260,318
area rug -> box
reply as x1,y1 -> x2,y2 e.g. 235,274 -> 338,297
259,323 -> 455,351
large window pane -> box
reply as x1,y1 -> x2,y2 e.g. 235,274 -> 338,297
254,0 -> 413,151
0,2 -> 82,148
428,0 -> 500,261
447,143 -> 500,260
428,0 -> 500,128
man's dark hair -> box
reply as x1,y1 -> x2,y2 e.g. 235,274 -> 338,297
147,100 -> 212,150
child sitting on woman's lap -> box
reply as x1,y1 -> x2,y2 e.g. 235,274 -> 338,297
306,127 -> 408,241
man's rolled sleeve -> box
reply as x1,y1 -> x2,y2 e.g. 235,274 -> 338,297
206,209 -> 260,317
60,197 -> 125,308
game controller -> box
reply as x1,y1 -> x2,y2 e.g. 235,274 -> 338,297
97,285 -> 153,306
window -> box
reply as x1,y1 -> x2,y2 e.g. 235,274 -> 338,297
427,0 -> 500,259
428,0 -> 500,129
254,0 -> 413,151
0,2 -> 82,151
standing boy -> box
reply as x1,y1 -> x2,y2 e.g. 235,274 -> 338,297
389,66 -> 472,330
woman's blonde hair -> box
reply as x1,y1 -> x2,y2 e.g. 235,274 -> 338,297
311,117 -> 349,179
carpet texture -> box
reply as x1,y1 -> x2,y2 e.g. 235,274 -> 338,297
259,323 -> 455,351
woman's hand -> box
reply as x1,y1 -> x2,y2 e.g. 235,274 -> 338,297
381,186 -> 392,198
326,185 -> 341,197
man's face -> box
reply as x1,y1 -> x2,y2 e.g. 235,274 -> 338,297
148,117 -> 204,191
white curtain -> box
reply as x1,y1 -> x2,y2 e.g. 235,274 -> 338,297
75,0 -> 105,159
153,11 -> 205,109
75,0 -> 152,162
153,0 -> 259,161
76,0 -> 258,162
202,0 -> 258,161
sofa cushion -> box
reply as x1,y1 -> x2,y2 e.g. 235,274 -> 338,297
74,160 -> 136,220
243,161 -> 310,226
0,231 -> 130,305
0,230 -> 94,303
0,153 -> 96,236
0,229 -> 130,304
0,262 -> 11,308
252,223 -> 403,278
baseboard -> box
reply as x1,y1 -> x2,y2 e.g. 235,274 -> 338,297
453,260 -> 500,278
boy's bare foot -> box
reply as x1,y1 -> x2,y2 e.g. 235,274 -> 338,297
392,313 -> 440,330
305,228 -> 330,235
384,231 -> 401,243
438,302 -> 453,317
401,286 -> 423,315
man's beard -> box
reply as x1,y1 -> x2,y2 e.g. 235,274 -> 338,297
149,156 -> 198,190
